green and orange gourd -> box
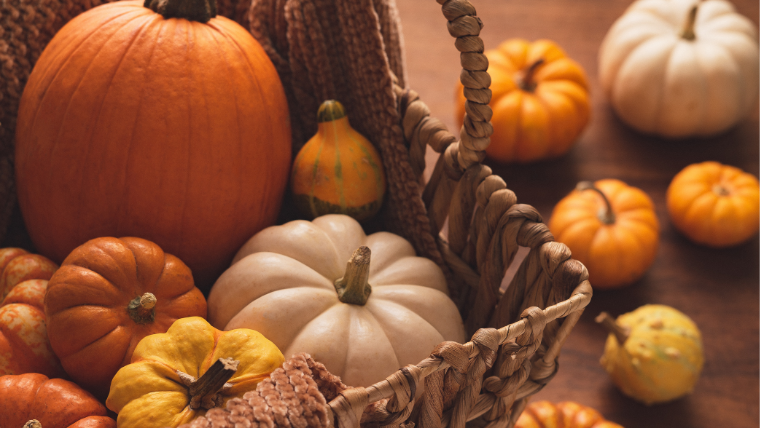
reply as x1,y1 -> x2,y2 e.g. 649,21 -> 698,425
290,100 -> 386,221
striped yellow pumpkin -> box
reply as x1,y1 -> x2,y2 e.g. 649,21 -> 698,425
290,100 -> 386,221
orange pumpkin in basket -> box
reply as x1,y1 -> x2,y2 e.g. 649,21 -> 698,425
0,248 -> 64,377
515,400 -> 623,428
44,237 -> 207,399
548,179 -> 659,289
0,373 -> 115,428
456,38 -> 591,163
667,161 -> 760,247
15,0 -> 291,290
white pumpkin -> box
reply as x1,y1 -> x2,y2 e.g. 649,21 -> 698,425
208,214 -> 465,388
599,0 -> 759,138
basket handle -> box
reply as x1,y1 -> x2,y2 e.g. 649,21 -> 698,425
442,0 -> 494,169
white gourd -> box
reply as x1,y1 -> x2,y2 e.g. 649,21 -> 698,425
599,0 -> 759,138
207,214 -> 466,389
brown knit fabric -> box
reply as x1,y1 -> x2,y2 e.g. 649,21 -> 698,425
179,353 -> 348,428
247,0 -> 448,282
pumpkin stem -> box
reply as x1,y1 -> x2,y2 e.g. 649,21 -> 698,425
519,58 -> 545,91
576,181 -> 616,225
317,100 -> 348,123
24,421 -> 42,428
144,0 -> 217,23
127,292 -> 157,324
334,246 -> 372,306
681,4 -> 698,41
185,357 -> 239,410
595,312 -> 631,344
712,184 -> 730,196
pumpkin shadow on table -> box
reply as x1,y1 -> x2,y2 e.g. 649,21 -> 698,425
600,382 -> 701,427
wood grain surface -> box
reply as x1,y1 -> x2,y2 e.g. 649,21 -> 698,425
1,1 -> 757,427
397,1 -> 759,427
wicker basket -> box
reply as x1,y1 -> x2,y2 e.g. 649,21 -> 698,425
0,0 -> 592,426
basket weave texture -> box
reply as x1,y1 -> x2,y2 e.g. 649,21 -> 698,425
0,0 -> 593,427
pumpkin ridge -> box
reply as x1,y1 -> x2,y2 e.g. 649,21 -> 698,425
331,119 -> 347,211
347,130 -> 384,204
26,7 -> 143,134
74,14 -> 161,245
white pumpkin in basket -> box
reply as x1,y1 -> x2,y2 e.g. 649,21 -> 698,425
599,0 -> 759,138
208,214 -> 466,388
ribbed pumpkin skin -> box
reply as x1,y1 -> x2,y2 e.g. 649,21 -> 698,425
515,401 -> 623,428
456,39 -> 591,163
15,0 -> 292,289
0,373 -> 115,428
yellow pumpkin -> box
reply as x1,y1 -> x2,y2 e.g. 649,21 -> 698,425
667,161 -> 759,247
597,305 -> 704,405
291,100 -> 386,221
515,400 -> 623,428
207,214 -> 465,389
106,317 -> 283,428
455,38 -> 591,163
548,179 -> 660,289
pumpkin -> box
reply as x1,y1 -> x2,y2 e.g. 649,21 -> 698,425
0,247 -> 58,298
548,179 -> 659,289
0,373 -> 115,428
106,316 -> 284,428
455,38 -> 591,163
290,100 -> 386,221
208,214 -> 465,388
515,400 -> 623,428
597,305 -> 704,405
667,161 -> 759,247
0,248 -> 64,377
15,0 -> 292,290
599,0 -> 759,138
44,237 -> 208,399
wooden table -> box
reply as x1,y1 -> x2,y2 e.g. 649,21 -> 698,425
396,1 -> 759,427
2,1 -> 757,427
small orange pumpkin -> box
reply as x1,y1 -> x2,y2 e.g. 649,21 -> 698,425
44,237 -> 208,399
0,373 -> 115,428
667,161 -> 759,247
0,248 -> 64,377
455,38 -> 591,163
515,400 -> 623,428
548,179 -> 660,289
290,100 -> 386,221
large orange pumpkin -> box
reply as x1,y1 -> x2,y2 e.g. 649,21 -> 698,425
0,373 -> 115,428
0,248 -> 64,378
456,38 -> 591,163
44,237 -> 208,399
548,179 -> 660,289
15,0 -> 292,289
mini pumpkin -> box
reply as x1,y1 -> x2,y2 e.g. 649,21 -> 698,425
667,161 -> 759,247
44,237 -> 207,399
0,248 -> 63,377
548,179 -> 659,289
515,400 -> 623,428
208,214 -> 465,389
597,305 -> 704,405
455,38 -> 591,163
106,316 -> 284,428
599,0 -> 759,137
291,100 -> 386,221
0,373 -> 115,428
15,0 -> 292,290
